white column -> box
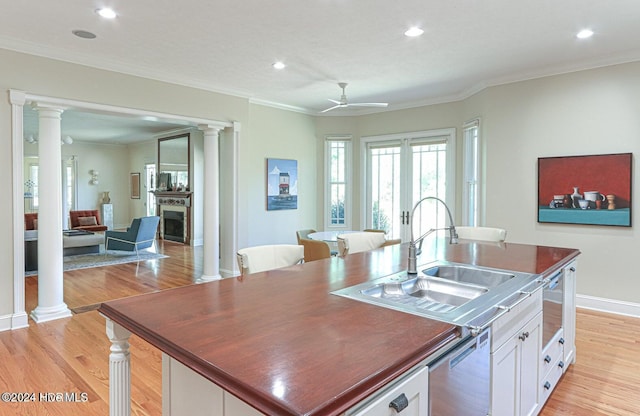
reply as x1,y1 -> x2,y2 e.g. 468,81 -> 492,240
106,319 -> 132,416
30,105 -> 71,323
197,125 -> 222,282
9,90 -> 29,329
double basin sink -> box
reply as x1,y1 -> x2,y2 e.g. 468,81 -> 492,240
332,261 -> 540,332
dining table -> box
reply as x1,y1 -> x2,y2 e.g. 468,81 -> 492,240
307,230 -> 361,242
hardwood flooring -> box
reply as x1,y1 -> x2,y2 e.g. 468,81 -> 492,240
1,243 -> 639,415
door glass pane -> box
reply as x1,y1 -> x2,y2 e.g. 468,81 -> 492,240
370,145 -> 401,237
329,141 -> 346,225
411,141 -> 448,237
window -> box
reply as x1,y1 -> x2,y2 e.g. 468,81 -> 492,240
146,163 -> 156,216
462,119 -> 480,226
325,136 -> 351,229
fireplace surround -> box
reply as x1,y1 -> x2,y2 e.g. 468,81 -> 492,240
154,191 -> 192,244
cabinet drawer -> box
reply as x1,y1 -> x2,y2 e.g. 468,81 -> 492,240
346,365 -> 429,416
540,357 -> 564,406
491,288 -> 543,352
540,330 -> 564,380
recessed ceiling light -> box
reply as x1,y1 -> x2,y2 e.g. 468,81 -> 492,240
97,7 -> 117,19
576,29 -> 594,39
404,27 -> 424,37
72,30 -> 97,39
273,61 -> 286,70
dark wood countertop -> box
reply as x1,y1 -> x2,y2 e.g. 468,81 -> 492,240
98,239 -> 579,415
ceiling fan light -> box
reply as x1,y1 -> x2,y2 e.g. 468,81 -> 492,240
404,27 -> 424,37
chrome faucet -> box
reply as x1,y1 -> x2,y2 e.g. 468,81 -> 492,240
407,196 -> 458,274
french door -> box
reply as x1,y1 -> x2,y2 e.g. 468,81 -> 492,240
363,129 -> 456,242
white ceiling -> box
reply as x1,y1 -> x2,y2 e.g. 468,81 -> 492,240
5,0 -> 640,143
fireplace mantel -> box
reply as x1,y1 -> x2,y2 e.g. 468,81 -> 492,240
153,191 -> 192,244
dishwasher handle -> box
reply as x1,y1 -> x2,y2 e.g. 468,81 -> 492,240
467,283 -> 539,336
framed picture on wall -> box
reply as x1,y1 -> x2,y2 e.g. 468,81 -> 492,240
538,153 -> 632,226
266,158 -> 298,210
131,172 -> 141,199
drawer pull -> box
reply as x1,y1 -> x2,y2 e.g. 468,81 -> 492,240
519,331 -> 530,341
558,361 -> 565,369
544,355 -> 552,363
389,393 -> 409,413
559,337 -> 565,345
544,381 -> 551,390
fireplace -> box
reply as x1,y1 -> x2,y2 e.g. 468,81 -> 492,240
163,210 -> 185,242
154,191 -> 192,245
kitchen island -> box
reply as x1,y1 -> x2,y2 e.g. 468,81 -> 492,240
98,239 -> 579,416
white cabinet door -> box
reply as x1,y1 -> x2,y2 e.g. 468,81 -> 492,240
519,313 -> 542,416
562,260 -> 577,367
491,312 -> 542,416
491,335 -> 519,416
347,365 -> 429,416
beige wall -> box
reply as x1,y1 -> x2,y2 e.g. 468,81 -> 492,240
2,46 -> 639,328
0,49 -> 313,325
474,62 -> 640,304
316,62 -> 640,306
240,104 -> 318,247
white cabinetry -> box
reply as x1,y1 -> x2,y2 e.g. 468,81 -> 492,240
346,365 -> 429,416
491,288 -> 543,416
539,260 -> 577,407
562,260 -> 577,366
163,353 -> 429,416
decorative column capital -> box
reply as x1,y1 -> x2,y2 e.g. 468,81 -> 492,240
9,89 -> 26,106
198,123 -> 226,135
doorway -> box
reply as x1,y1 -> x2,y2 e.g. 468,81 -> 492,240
362,128 -> 456,242
10,91 -> 238,329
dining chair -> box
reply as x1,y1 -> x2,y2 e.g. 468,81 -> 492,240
296,229 -> 316,244
336,232 -> 387,256
236,244 -> 304,275
298,238 -> 332,262
455,226 -> 507,242
364,229 -> 401,247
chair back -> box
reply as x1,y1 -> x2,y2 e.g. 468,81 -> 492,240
296,229 -> 316,244
298,238 -> 331,262
236,244 -> 304,275
456,226 -> 507,242
135,216 -> 161,242
69,209 -> 102,228
337,232 -> 386,256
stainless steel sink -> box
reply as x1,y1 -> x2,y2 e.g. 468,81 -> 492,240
422,264 -> 515,288
360,277 -> 488,313
331,261 -> 540,330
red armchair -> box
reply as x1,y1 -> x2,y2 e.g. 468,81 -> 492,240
69,210 -> 108,232
25,213 -> 38,230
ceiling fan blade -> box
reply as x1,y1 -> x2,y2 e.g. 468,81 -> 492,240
348,102 -> 389,108
327,98 -> 341,104
320,104 -> 342,113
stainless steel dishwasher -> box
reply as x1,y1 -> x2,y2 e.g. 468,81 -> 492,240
429,328 -> 490,416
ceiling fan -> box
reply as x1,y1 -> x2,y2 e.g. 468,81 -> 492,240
320,82 -> 388,113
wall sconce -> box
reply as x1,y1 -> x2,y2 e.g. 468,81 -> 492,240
90,170 -> 99,185
24,135 -> 74,145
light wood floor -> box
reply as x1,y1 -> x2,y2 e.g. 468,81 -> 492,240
1,243 -> 639,415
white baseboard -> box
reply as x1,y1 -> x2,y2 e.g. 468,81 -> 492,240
0,314 -> 11,332
577,294 -> 640,318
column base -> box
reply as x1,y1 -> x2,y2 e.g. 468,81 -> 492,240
196,273 -> 222,283
30,303 -> 72,323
